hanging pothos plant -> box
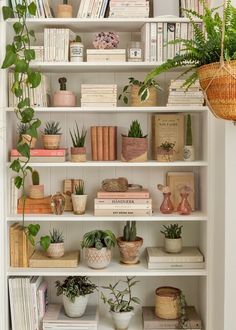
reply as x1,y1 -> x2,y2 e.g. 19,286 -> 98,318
2,1 -> 43,245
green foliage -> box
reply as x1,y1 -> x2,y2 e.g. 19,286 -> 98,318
159,141 -> 175,151
82,230 -> 116,250
127,120 -> 147,138
70,123 -> 87,147
40,235 -> 51,251
123,221 -> 137,241
58,77 -> 67,91
74,180 -> 85,195
101,276 -> 140,312
178,292 -> 187,329
32,170 -> 40,185
56,276 -> 97,303
17,123 -> 29,135
186,114 -> 193,146
63,0 -> 68,5
75,35 -> 82,42
43,121 -> 61,135
49,228 -> 64,243
161,224 -> 183,239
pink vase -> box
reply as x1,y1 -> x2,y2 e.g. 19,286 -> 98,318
177,192 -> 192,215
160,192 -> 174,214
53,91 -> 76,107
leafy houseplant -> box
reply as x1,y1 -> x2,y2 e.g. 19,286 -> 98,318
157,141 -> 175,162
18,123 -> 37,149
71,180 -> 87,215
82,229 -> 116,269
70,123 -> 87,162
56,0 -> 73,18
56,276 -> 97,317
46,229 -> 65,258
161,224 -> 183,253
53,77 -> 76,107
121,120 -> 148,162
29,170 -> 44,199
42,121 -> 62,150
184,114 -> 195,161
117,221 -> 143,264
101,276 -> 140,330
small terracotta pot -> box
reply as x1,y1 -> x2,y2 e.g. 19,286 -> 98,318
85,247 -> 112,269
21,134 -> 37,149
53,91 -> 76,107
42,134 -> 61,150
121,136 -> 148,162
71,147 -> 86,162
29,184 -> 44,199
157,147 -> 174,162
164,238 -> 182,253
130,85 -> 157,107
57,4 -> 73,18
47,242 -> 65,258
117,237 -> 143,264
71,194 -> 87,215
155,286 -> 181,320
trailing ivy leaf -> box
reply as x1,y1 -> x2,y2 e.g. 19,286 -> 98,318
27,234 -> 35,246
6,44 -> 16,53
124,96 -> 128,104
15,59 -> 29,73
13,22 -> 23,34
17,98 -> 30,109
29,30 -> 36,39
40,236 -> 51,251
28,224 -> 40,237
1,51 -> 16,68
10,159 -> 21,173
14,176 -> 23,189
24,49 -> 35,61
14,87 -> 23,98
2,6 -> 14,20
28,2 -> 37,16
28,71 -> 41,88
17,143 -> 30,159
21,107 -> 35,123
26,166 -> 33,172
26,125 -> 37,138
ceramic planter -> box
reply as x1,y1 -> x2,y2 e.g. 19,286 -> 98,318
71,147 -> 86,162
121,136 -> 148,162
71,194 -> 87,215
110,311 -> 134,330
53,91 -> 76,107
57,4 -> 73,18
164,238 -> 182,253
42,134 -> 61,150
117,237 -> 143,264
85,247 -> 111,269
155,286 -> 181,319
29,184 -> 44,199
183,145 -> 195,161
63,295 -> 88,318
21,134 -> 37,149
47,242 -> 65,258
156,147 -> 174,162
130,85 -> 157,107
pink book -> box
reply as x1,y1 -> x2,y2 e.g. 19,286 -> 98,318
11,149 -> 67,157
38,281 -> 48,322
97,189 -> 150,199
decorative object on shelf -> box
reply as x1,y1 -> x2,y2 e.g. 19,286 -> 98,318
121,120 -> 148,162
157,141 -> 175,162
53,77 -> 76,107
127,41 -> 144,62
184,114 -> 195,162
71,180 -> 87,215
70,35 -> 84,62
177,185 -> 192,215
55,276 -> 97,318
56,0 -> 73,18
63,179 -> 82,212
70,123 -> 87,162
29,170 -> 44,199
101,177 -> 129,192
101,276 -> 140,330
119,77 -> 160,106
42,121 -> 62,150
87,49 -> 126,62
46,229 -> 65,258
51,192 -> 66,215
93,32 -> 119,49
117,221 -> 143,264
17,123 -> 37,149
109,0 -> 150,18
81,229 -> 116,269
17,196 -> 53,214
161,223 -> 183,253
157,184 -> 174,214
91,126 -> 117,160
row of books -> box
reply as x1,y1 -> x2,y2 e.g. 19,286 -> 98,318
77,0 -> 109,18
109,0 -> 150,18
179,0 -> 206,17
81,84 -> 117,107
167,79 -> 204,106
90,126 -> 117,161
11,0 -> 53,18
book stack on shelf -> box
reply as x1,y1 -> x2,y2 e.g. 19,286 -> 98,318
109,0 -> 150,18
167,80 -> 204,106
81,84 -> 117,107
10,149 -> 67,163
87,49 -> 126,62
94,188 -> 152,216
180,0 -> 205,17
17,196 -> 52,214
91,126 -> 117,161
77,0 -> 109,18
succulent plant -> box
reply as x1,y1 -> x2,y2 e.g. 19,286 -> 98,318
74,180 -> 85,195
17,123 -> 29,135
32,170 -> 40,185
159,141 -> 175,152
81,230 -> 116,250
70,122 -> 87,148
58,77 -> 67,91
186,114 -> 193,146
49,229 -> 64,243
123,221 -> 137,241
43,121 -> 61,135
161,224 -> 183,239
126,120 -> 147,138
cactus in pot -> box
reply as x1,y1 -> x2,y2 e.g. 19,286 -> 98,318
29,170 -> 44,199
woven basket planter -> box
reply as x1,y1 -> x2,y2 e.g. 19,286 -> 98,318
130,85 -> 157,107
198,60 -> 236,121
121,136 -> 148,162
42,134 -> 61,150
29,184 -> 44,199
155,286 -> 181,320
71,147 -> 86,162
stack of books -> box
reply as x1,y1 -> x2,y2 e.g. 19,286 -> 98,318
77,0 -> 109,18
10,149 -> 67,163
81,84 -> 117,107
87,49 -> 126,62
180,0 -> 206,17
11,0 -> 53,18
109,0 -> 150,18
167,79 -> 204,106
9,276 -> 48,330
43,304 -> 98,330
142,305 -> 202,329
91,126 -> 117,161
146,247 -> 205,269
44,28 -> 76,62
94,188 -> 152,216
17,196 -> 53,215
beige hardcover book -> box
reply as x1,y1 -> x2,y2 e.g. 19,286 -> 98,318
63,179 -> 73,194
22,228 -> 35,267
13,224 -> 21,267
29,250 -> 80,268
94,209 -> 152,216
87,54 -> 126,62
166,171 -> 195,210
152,113 -> 184,160
147,247 -> 204,263
10,223 -> 19,267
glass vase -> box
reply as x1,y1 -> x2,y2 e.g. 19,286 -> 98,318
177,192 -> 192,215
160,192 -> 174,214
51,192 -> 66,215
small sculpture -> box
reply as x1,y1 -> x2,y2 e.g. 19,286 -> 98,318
102,177 -> 129,192
51,192 -> 66,215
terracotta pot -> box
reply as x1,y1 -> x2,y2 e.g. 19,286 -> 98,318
57,4 -> 73,18
121,136 -> 148,162
71,194 -> 87,215
164,238 -> 182,253
53,91 -> 76,107
85,247 -> 112,269
110,311 -> 134,330
47,242 -> 65,258
21,134 -> 37,149
42,134 -> 61,150
157,147 -> 174,162
117,237 -> 143,264
130,85 -> 157,107
71,147 -> 86,162
155,286 -> 181,320
63,295 -> 88,318
29,184 -> 44,199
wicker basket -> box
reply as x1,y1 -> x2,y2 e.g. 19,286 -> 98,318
198,60 -> 236,121
130,85 -> 157,107
155,286 -> 181,320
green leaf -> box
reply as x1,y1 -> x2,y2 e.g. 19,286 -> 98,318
24,49 -> 35,61
10,160 -> 21,173
26,119 -> 41,138
15,59 -> 28,73
1,51 -> 16,68
40,236 -> 51,251
28,2 -> 37,16
14,176 -> 23,189
27,234 -> 35,246
17,143 -> 30,158
124,96 -> 128,104
13,22 -> 23,34
21,107 -> 35,123
29,30 -> 36,39
28,224 -> 40,237
28,71 -> 41,88
2,6 -> 14,20
17,98 -> 30,109
26,166 -> 33,172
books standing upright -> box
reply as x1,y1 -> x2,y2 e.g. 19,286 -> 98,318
91,126 -> 117,161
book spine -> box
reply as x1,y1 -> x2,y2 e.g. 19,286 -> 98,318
175,22 -> 181,56
95,198 -> 152,205
97,126 -> 103,161
167,23 -> 176,59
147,262 -> 205,269
81,102 -> 117,107
150,23 -> 157,62
103,126 -> 109,161
10,224 -> 17,267
97,191 -> 150,199
94,209 -> 152,216
91,126 -> 98,161
163,22 -> 168,61
95,204 -> 152,210
108,126 -> 117,160
157,22 -> 163,62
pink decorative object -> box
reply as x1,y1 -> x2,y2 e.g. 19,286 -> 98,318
53,91 -> 76,107
177,185 -> 192,215
160,192 -> 174,214
93,32 -> 119,49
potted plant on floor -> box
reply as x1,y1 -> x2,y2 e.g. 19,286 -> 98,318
71,180 -> 87,214
18,123 -> 37,149
56,0 -> 73,18
70,123 -> 87,162
29,170 -> 44,199
82,229 -> 116,269
157,141 -> 175,162
42,121 -> 62,150
184,114 -> 195,161
117,221 -> 143,264
121,120 -> 148,162
101,276 -> 140,330
161,224 -> 183,253
46,229 -> 65,258
53,77 -> 76,107
55,276 -> 97,317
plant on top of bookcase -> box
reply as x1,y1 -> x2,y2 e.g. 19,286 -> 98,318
184,114 -> 195,161
57,0 -> 73,18
53,77 -> 76,107
157,141 -> 175,162
18,123 -> 37,149
70,123 -> 87,162
42,121 -> 62,150
161,224 -> 183,253
71,179 -> 88,215
28,169 -> 44,199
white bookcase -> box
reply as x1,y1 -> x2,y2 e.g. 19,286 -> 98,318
0,1 -> 221,329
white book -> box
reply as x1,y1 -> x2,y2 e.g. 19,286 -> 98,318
147,247 -> 204,263
100,0 -> 109,17
147,261 -> 205,269
9,278 -> 16,330
87,0 -> 95,18
180,22 -> 188,52
42,0 -> 52,18
31,276 -> 43,330
163,22 -> 168,61
157,22 -> 163,62
81,102 -> 117,107
150,23 -> 157,62
175,22 -> 181,56
95,0 -> 104,18
141,23 -> 150,61
167,23 -> 175,59
87,49 -> 126,54
82,0 -> 91,18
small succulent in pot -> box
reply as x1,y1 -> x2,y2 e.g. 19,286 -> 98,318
55,276 -> 97,317
42,121 -> 62,150
18,123 -> 37,149
29,170 -> 44,199
71,179 -> 87,215
161,224 -> 183,253
46,229 -> 65,258
93,32 -> 119,49
157,141 -> 175,162
53,77 -> 76,107
70,122 -> 87,162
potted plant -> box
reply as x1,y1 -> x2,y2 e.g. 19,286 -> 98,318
184,114 -> 195,161
29,170 -> 44,199
17,123 -> 37,149
56,0 -> 73,18
42,121 -> 62,150
157,141 -> 175,162
101,276 -> 140,330
46,229 -> 65,258
55,276 -> 97,317
71,180 -> 87,214
119,77 -> 161,107
121,120 -> 148,162
117,221 -> 143,264
161,224 -> 183,253
53,77 -> 76,107
81,229 -> 116,269
70,123 -> 87,162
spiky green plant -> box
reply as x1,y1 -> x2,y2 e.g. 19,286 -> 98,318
70,123 -> 87,147
127,120 -> 147,138
43,121 -> 61,135
161,224 -> 183,239
186,114 -> 193,146
123,221 -> 137,241
74,180 -> 85,195
49,229 -> 64,243
17,123 -> 29,135
159,141 -> 175,152
81,230 -> 116,250
32,170 -> 40,185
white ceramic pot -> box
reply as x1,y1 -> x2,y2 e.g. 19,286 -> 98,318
63,295 -> 88,318
47,242 -> 64,258
164,238 -> 182,253
71,194 -> 87,215
110,311 -> 134,330
85,247 -> 111,269
183,145 -> 195,161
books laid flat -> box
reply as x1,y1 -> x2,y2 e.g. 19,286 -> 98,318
87,49 -> 126,62
77,0 -> 109,18
167,79 -> 204,106
81,84 -> 117,107
11,149 -> 67,163
147,247 -> 204,263
29,250 -> 80,268
109,0 -> 150,18
94,209 -> 152,216
17,196 -> 53,214
97,189 -> 150,199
